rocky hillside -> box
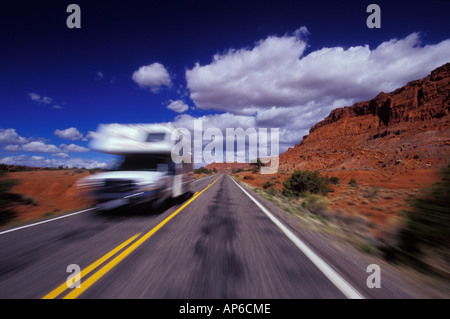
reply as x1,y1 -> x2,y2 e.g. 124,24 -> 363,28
279,63 -> 450,172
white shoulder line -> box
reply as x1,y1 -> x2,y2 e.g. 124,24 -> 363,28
0,207 -> 95,235
228,175 -> 365,299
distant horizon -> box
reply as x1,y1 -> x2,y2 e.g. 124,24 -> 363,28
1,0 -> 450,169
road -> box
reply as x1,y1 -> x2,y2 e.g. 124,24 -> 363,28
0,174 -> 443,299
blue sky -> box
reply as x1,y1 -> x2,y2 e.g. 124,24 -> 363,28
1,0 -> 449,168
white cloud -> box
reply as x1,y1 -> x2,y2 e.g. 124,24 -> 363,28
41,96 -> 53,104
52,153 -> 70,159
28,92 -> 41,102
59,143 -> 90,153
95,71 -> 105,80
3,145 -> 21,152
132,62 -> 172,92
82,131 -> 96,141
170,112 -> 295,154
167,100 -> 189,113
54,127 -> 83,140
0,128 -> 27,144
28,92 -> 63,110
0,155 -> 108,169
22,141 -> 60,153
28,92 -> 53,104
172,113 -> 255,131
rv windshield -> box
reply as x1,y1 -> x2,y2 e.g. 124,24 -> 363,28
118,155 -> 171,172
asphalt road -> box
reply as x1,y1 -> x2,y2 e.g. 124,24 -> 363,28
0,174 -> 445,299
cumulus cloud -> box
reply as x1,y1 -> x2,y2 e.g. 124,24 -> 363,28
182,29 -> 450,152
82,131 -> 96,141
3,145 -> 21,152
54,127 -> 83,140
0,155 -> 108,169
172,113 -> 255,132
21,141 -> 60,153
170,111 -> 295,154
167,100 -> 189,113
132,63 -> 172,92
0,128 -> 28,144
59,143 -> 89,153
52,153 -> 70,159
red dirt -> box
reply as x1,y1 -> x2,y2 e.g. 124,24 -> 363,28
232,168 -> 443,229
1,170 -> 94,225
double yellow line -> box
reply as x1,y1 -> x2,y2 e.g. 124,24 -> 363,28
43,175 -> 222,299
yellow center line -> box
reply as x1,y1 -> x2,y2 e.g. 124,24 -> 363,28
45,174 -> 222,299
42,232 -> 141,299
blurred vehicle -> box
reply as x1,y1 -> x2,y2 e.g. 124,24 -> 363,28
78,123 -> 193,211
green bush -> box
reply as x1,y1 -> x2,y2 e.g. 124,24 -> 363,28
329,176 -> 340,185
0,179 -> 21,225
0,164 -> 8,175
251,158 -> 265,168
302,193 -> 330,216
348,178 -> 357,186
263,181 -> 273,189
398,168 -> 450,258
194,166 -> 212,174
282,170 -> 331,197
9,165 -> 31,172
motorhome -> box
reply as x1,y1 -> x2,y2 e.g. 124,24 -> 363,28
78,123 -> 193,211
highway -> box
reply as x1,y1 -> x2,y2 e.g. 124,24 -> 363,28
0,174 -> 439,299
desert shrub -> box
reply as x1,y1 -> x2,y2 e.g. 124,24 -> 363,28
301,193 -> 330,216
263,181 -> 273,189
0,179 -> 20,193
0,164 -> 8,175
0,178 -> 21,225
329,176 -> 340,185
398,168 -> 450,259
9,165 -> 31,172
348,178 -> 357,187
20,195 -> 38,206
251,158 -> 265,168
194,167 -> 212,174
282,170 -> 331,197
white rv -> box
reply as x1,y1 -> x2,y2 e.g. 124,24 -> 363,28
78,123 -> 193,211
